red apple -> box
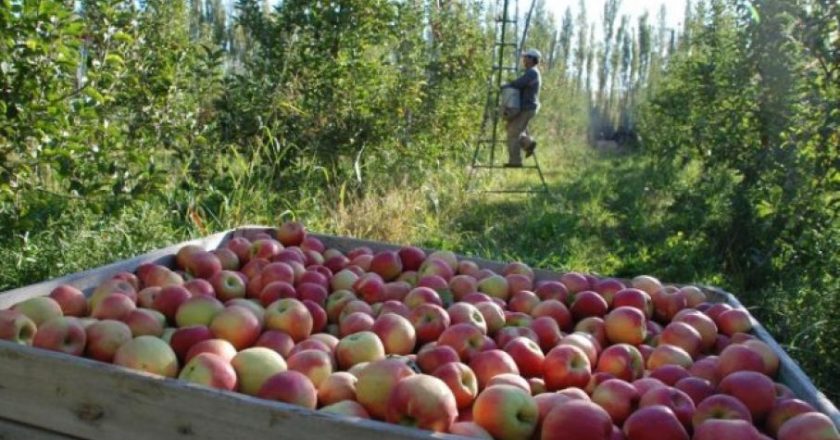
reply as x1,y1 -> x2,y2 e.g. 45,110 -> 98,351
276,221 -> 306,246
693,419 -> 764,440
385,375 -> 458,432
535,281 -> 569,302
612,288 -> 653,318
372,312 -> 416,355
646,344 -> 693,370
560,272 -> 590,294
543,344 -> 591,391
604,306 -> 647,346
473,385 -> 539,440
765,399 -> 817,437
596,343 -> 645,382
438,323 -> 486,362
530,316 -> 563,353
179,352 -> 238,391
592,378 -> 640,425
623,404 -> 688,440
287,349 -> 333,388
569,291 -> 609,320
257,370 -> 317,409
777,411 -> 840,440
169,325 -> 214,361
449,421 -> 493,439
317,371 -> 358,406
531,299 -> 573,332
716,309 -> 753,336
692,394 -> 753,427
184,338 -> 237,363
717,343 -> 765,378
209,305 -> 261,350
175,295 -> 224,327
639,386 -> 696,430
469,349 -> 520,390
503,337 -> 545,378
264,298 -> 312,342
12,296 -> 63,326
49,285 -> 88,317
398,246 -> 426,271
718,370 -> 776,421
319,400 -> 370,418
416,344 -> 460,374
674,376 -> 715,406
539,399 -> 612,440
448,302 -> 487,334
32,316 -> 87,356
83,319 -> 132,362
672,310 -> 718,352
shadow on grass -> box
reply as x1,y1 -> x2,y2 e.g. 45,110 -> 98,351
438,147 -> 722,285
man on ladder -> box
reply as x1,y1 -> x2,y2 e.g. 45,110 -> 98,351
502,49 -> 542,168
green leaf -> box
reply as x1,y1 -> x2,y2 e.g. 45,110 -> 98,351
104,53 -> 124,67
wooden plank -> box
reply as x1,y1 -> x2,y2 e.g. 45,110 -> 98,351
0,418 -> 79,440
0,342 -> 461,440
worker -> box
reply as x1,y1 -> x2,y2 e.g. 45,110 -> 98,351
502,48 -> 541,167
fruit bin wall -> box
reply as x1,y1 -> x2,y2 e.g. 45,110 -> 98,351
0,225 -> 837,439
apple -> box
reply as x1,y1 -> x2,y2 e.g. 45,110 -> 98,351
12,296 -> 63,326
505,311 -> 534,328
672,310 -> 718,352
317,371 -> 358,406
595,343 -> 645,382
543,344 -> 591,391
448,302 -> 487,334
32,316 -> 86,356
369,251 -> 403,281
300,236 -> 324,254
649,364 -> 691,386
225,237 -> 252,264
433,362 -> 479,409
560,272 -> 590,294
569,291 -> 609,320
339,311 -> 375,336
231,346 -> 288,395
184,251 -> 223,280
184,338 -> 237,364
718,370 -> 776,421
575,316 -> 607,348
0,309 -> 37,345
320,400 -> 370,420
404,286 -> 443,309
495,326 -> 540,351
506,275 -> 534,297
372,313 -> 416,355
689,356 -> 721,385
174,295 -> 224,327
631,275 -> 662,296
352,273 -> 386,303
646,344 -> 693,370
592,378 -> 640,425
605,306 -> 647,346
674,376 -> 715,406
527,317 -> 560,353
138,264 -> 183,288
502,337 -> 544,378
250,238 -> 282,261
473,385 -> 538,440
398,246 -> 426,271
169,319 -> 216,355
335,331 -> 386,370
612,288 -> 653,318
416,344 -> 460,374
287,349 -> 333,388
593,278 -> 625,305
623,404 -> 688,440
257,370 -> 317,409
178,352 -> 238,391
113,335 -> 179,377
531,299 -> 573,332
717,343 -> 765,377
539,399 -> 612,440
639,386 -> 695,430
534,281 -> 569,302
276,221 -> 306,246
778,411 -> 840,440
151,285 -> 192,324
355,358 -> 416,419
85,319 -> 133,362
469,349 -> 520,390
477,275 -> 509,301
211,247 -> 240,271
693,419 -> 764,440
559,332 -> 600,366
692,394 -> 753,427
90,293 -> 136,321
49,285 -> 88,317
741,339 -> 780,377
765,399 -> 817,437
659,322 -> 703,358
288,338 -> 331,357
207,270 -> 245,302
264,298 -> 312,342
208,305 -> 261,350
449,275 -> 479,301
716,309 -> 753,336
438,323 -> 486,362
633,377 -> 667,396
385,374 -> 458,432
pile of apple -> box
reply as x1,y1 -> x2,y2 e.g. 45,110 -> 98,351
1,222 -> 838,440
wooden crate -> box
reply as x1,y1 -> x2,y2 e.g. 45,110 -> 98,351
0,226 -> 837,439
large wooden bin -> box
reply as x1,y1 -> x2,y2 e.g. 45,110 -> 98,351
0,226 -> 837,439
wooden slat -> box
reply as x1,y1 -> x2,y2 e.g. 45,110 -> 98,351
0,342 -> 461,440
0,417 -> 79,440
